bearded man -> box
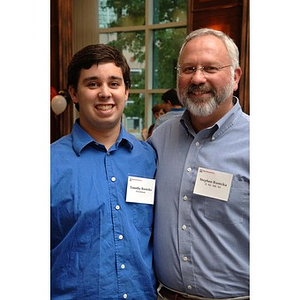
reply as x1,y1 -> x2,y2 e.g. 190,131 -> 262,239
148,28 -> 249,300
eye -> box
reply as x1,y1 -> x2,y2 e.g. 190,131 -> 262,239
182,66 -> 196,74
87,82 -> 99,88
110,81 -> 121,88
203,66 -> 219,74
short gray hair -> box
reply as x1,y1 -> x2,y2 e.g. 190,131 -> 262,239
178,28 -> 240,69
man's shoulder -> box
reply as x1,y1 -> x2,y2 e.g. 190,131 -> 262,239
155,109 -> 184,126
241,111 -> 250,123
149,115 -> 182,144
236,111 -> 250,132
123,130 -> 157,156
51,134 -> 72,150
51,134 -> 74,162
155,114 -> 182,132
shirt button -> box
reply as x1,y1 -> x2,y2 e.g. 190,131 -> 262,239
121,264 -> 126,269
195,141 -> 200,147
211,136 -> 216,141
123,294 -> 128,299
187,167 -> 192,172
183,256 -> 188,262
182,225 -> 187,230
183,195 -> 188,201
111,176 -> 116,182
187,285 -> 193,290
118,234 -> 123,240
115,205 -> 120,210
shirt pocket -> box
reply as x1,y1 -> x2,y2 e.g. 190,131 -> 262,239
131,203 -> 154,229
204,179 -> 249,224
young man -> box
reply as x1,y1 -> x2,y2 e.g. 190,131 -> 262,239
149,28 -> 249,299
51,44 -> 157,299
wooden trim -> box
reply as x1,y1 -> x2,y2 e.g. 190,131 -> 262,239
239,0 -> 250,114
51,0 -> 73,142
99,22 -> 187,34
188,0 -> 249,115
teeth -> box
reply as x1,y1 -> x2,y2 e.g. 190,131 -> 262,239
194,90 -> 204,95
192,90 -> 210,96
96,104 -> 113,111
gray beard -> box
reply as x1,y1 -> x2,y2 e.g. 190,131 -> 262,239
179,80 -> 234,117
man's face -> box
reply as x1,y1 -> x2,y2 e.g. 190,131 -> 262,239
177,35 -> 241,117
69,62 -> 129,134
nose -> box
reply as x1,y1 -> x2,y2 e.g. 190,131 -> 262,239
190,69 -> 207,85
98,84 -> 111,98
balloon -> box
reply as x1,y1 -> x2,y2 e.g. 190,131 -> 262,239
51,95 -> 67,115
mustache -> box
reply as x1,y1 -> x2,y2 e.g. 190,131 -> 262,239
186,84 -> 213,94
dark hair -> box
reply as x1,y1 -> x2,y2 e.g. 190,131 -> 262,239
161,89 -> 181,106
67,44 -> 131,91
147,123 -> 155,138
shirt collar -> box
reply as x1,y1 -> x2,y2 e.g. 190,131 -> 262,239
212,96 -> 242,140
169,107 -> 185,112
72,119 -> 134,155
112,125 -> 134,152
180,97 -> 242,140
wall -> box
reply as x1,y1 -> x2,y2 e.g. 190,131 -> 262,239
188,0 -> 250,114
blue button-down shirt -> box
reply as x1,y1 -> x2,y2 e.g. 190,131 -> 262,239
148,98 -> 249,298
51,120 -> 157,299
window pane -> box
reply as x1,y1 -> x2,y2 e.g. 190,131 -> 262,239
153,27 -> 186,89
99,0 -> 145,28
100,32 -> 145,89
153,0 -> 187,24
123,93 -> 145,140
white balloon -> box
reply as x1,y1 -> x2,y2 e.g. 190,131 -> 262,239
51,95 -> 67,115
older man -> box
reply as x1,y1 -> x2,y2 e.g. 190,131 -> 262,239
149,28 -> 249,300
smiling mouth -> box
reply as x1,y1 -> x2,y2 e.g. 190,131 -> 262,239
95,104 -> 114,111
191,90 -> 210,96
187,85 -> 212,96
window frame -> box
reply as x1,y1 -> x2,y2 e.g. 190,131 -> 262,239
98,0 -> 187,128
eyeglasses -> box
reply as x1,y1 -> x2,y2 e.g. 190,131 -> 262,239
175,65 -> 232,77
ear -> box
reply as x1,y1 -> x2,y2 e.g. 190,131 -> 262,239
68,86 -> 79,105
233,67 -> 242,92
124,88 -> 129,102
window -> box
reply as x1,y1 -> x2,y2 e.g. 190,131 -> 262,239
99,0 -> 187,139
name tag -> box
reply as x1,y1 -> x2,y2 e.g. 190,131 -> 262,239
193,167 -> 233,201
126,176 -> 156,205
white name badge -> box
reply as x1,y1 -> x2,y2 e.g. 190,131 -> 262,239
193,167 -> 233,201
126,176 -> 156,205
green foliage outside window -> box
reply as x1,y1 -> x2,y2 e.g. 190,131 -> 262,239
99,0 -> 187,132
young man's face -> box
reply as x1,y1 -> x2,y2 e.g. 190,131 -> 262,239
69,62 -> 129,134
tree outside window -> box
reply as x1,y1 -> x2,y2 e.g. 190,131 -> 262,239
99,0 -> 187,139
